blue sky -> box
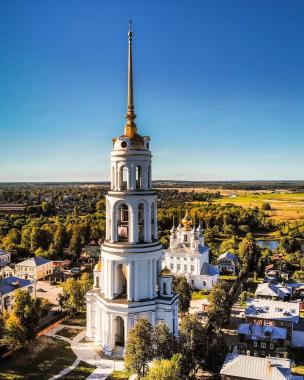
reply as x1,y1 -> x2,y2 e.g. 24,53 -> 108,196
0,0 -> 304,182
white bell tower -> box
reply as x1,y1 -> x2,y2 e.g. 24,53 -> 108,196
86,24 -> 179,355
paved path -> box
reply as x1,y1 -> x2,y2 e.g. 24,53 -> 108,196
46,324 -> 124,380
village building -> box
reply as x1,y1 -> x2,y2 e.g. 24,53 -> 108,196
255,282 -> 291,301
85,27 -> 179,355
0,276 -> 36,312
0,249 -> 11,268
237,322 -> 289,358
163,213 -> 219,290
0,265 -> 14,279
220,353 -> 293,380
15,257 -> 53,280
244,299 -> 300,341
217,251 -> 239,274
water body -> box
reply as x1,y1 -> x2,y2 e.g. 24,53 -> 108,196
256,240 -> 279,250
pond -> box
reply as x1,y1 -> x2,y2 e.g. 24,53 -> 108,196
256,240 -> 279,250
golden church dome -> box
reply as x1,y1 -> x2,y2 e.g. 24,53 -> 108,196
181,211 -> 193,231
94,260 -> 102,272
160,267 -> 172,277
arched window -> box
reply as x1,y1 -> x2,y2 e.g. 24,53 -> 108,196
96,276 -> 99,288
184,234 -> 188,242
121,166 -> 128,190
147,166 -> 151,189
117,203 -> 129,242
112,166 -> 115,190
138,203 -> 145,242
136,166 -> 142,190
163,282 -> 167,295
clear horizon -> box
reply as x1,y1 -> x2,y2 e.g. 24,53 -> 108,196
1,0 -> 304,182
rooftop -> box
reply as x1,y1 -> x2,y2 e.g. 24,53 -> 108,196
220,353 -> 291,380
245,299 -> 300,323
217,251 -> 238,262
16,257 -> 52,267
200,262 -> 219,276
0,249 -> 10,256
238,323 -> 287,340
0,276 -> 34,295
255,283 -> 291,299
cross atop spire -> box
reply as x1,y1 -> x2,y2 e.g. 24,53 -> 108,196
124,20 -> 137,138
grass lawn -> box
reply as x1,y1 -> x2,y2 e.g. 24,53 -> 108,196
192,291 -> 209,300
0,336 -> 76,380
220,274 -> 238,281
292,365 -> 304,375
65,313 -> 86,327
106,370 -> 131,379
61,361 -> 96,379
57,327 -> 83,339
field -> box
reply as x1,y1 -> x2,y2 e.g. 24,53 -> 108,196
172,188 -> 304,221
212,192 -> 304,221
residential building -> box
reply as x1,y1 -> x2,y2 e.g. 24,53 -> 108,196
0,276 -> 36,312
0,265 -> 14,279
245,299 -> 300,340
0,249 -> 11,268
15,257 -> 53,280
220,353 -> 292,380
255,283 -> 291,301
237,323 -> 289,358
86,27 -> 179,355
163,213 -> 219,290
217,251 -> 239,274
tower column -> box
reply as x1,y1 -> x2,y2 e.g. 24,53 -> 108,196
134,261 -> 139,301
127,262 -> 133,301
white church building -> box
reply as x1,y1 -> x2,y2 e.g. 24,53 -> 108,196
163,213 -> 219,290
86,27 -> 179,355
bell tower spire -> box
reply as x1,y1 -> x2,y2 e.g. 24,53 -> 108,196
125,20 -> 137,138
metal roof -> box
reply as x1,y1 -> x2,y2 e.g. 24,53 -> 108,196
220,353 -> 291,380
0,276 -> 34,296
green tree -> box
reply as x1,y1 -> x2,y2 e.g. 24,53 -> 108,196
69,228 -> 82,255
53,223 -> 67,254
208,281 -> 231,330
173,276 -> 191,314
179,314 -> 207,377
144,354 -> 182,380
153,321 -> 177,359
204,334 -> 228,374
125,318 -> 154,377
1,313 -> 26,350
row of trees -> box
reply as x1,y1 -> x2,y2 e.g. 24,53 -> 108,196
125,315 -> 228,379
0,290 -> 52,350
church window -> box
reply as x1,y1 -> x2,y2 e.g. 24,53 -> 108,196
136,166 -> 142,190
121,141 -> 127,148
96,276 -> 99,288
184,235 -> 187,242
117,203 -> 129,242
184,265 -> 187,271
170,263 -> 174,270
121,166 -> 128,190
146,142 -> 149,149
163,282 -> 167,295
177,264 -> 181,271
138,203 -> 145,242
191,265 -> 195,272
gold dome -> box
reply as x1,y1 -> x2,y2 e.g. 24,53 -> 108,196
160,267 -> 172,277
94,260 -> 102,272
181,211 -> 192,231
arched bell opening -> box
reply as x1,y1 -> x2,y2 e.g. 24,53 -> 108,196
114,263 -> 128,297
115,316 -> 125,347
120,166 -> 129,190
135,165 -> 142,190
138,202 -> 145,243
117,203 -> 129,242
